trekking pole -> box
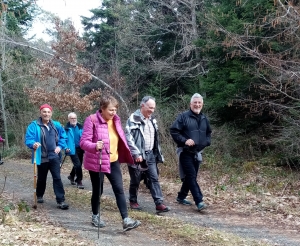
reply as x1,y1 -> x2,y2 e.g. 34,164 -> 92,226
98,139 -> 103,239
60,154 -> 67,168
33,149 -> 37,209
0,142 -> 4,165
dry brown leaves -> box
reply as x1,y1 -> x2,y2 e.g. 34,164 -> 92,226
24,18 -> 101,113
0,198 -> 93,246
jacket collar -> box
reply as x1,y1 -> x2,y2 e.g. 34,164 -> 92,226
188,109 -> 204,119
37,117 -> 54,127
96,110 -> 120,124
132,109 -> 154,123
65,122 -> 83,129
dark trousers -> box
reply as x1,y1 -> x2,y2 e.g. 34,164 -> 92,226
70,147 -> 84,182
36,157 -> 65,203
89,161 -> 128,219
128,151 -> 163,205
178,151 -> 203,205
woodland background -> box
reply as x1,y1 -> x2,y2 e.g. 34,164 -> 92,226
1,0 -> 300,173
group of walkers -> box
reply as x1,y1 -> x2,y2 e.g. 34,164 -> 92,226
24,93 -> 211,232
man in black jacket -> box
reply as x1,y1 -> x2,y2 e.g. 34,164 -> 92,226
170,93 -> 211,211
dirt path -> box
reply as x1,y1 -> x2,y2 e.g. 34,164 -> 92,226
1,160 -> 300,246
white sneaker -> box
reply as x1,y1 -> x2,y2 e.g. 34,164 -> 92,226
91,214 -> 106,228
123,217 -> 141,231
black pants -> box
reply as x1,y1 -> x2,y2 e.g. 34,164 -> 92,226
128,151 -> 163,205
36,157 -> 65,203
178,151 -> 203,205
70,147 -> 84,182
89,161 -> 128,219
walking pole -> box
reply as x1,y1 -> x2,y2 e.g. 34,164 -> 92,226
0,142 -> 4,165
33,149 -> 37,209
98,140 -> 103,239
60,154 -> 67,168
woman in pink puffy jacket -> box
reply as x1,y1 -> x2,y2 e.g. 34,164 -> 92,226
80,95 -> 141,231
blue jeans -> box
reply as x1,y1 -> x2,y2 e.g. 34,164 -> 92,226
128,151 -> 163,205
89,161 -> 128,219
178,151 -> 203,205
69,147 -> 84,182
36,157 -> 65,203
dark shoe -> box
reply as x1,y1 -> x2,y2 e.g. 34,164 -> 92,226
123,217 -> 141,231
57,202 -> 69,210
197,202 -> 208,211
130,202 -> 141,210
37,197 -> 44,203
91,214 -> 106,228
156,203 -> 170,213
0,160 -> 3,165
77,181 -> 84,189
68,175 -> 76,185
176,197 -> 192,205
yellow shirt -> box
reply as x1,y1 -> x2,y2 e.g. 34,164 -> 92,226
107,119 -> 119,162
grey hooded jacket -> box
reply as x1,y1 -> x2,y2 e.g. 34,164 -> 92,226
125,109 -> 164,168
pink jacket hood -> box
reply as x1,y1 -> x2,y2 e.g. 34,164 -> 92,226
80,110 -> 134,173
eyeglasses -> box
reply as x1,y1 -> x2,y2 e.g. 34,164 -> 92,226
70,118 -> 77,120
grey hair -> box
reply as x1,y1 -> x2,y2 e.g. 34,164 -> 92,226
190,93 -> 203,103
68,112 -> 77,118
140,96 -> 155,106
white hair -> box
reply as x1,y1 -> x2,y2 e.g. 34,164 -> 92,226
190,93 -> 203,103
68,112 -> 77,118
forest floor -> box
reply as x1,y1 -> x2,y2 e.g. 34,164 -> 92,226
1,159 -> 300,246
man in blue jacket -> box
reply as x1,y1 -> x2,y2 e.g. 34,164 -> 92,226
65,112 -> 84,189
25,104 -> 69,210
170,93 -> 212,211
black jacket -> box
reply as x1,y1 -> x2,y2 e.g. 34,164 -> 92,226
170,109 -> 212,152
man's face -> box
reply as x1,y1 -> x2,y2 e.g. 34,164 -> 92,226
40,108 -> 52,123
141,99 -> 156,119
190,97 -> 203,114
68,114 -> 77,126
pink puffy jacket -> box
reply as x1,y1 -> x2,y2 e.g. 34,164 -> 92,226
80,110 -> 134,173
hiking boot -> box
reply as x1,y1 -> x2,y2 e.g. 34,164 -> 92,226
91,214 -> 106,228
197,202 -> 208,211
77,181 -> 84,189
176,197 -> 192,205
68,175 -> 76,185
37,197 -> 44,203
156,203 -> 170,213
123,217 -> 141,231
57,202 -> 69,210
130,202 -> 141,210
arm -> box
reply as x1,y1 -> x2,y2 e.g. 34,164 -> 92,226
25,122 -> 37,149
57,124 -> 68,150
170,114 -> 188,146
80,116 -> 98,153
124,118 -> 141,159
206,118 -> 212,146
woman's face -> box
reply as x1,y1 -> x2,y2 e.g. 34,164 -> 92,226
101,103 -> 117,121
